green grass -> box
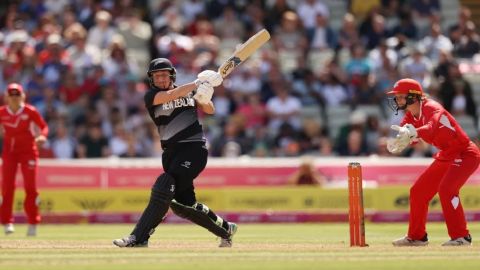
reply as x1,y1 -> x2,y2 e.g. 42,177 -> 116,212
1,223 -> 480,270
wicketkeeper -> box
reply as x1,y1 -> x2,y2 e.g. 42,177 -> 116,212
113,58 -> 237,247
386,78 -> 480,246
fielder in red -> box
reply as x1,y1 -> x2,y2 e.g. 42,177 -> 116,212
386,78 -> 480,246
0,83 -> 48,236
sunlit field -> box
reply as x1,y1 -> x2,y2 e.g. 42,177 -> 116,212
1,223 -> 480,270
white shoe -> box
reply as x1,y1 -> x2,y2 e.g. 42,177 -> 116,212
219,222 -> 238,248
4,223 -> 14,235
27,225 -> 37,236
113,235 -> 148,248
442,235 -> 472,246
392,235 -> 429,247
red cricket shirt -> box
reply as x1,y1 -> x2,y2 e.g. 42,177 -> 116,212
401,99 -> 471,161
0,104 -> 49,154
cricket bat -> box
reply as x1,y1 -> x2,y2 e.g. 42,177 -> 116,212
218,29 -> 270,78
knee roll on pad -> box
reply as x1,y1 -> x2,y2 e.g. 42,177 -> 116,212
170,200 -> 229,239
152,173 -> 176,197
149,172 -> 175,210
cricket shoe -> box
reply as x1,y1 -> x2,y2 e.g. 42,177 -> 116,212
27,225 -> 37,236
392,234 -> 429,247
219,222 -> 238,248
442,234 -> 472,246
4,223 -> 14,235
113,235 -> 148,248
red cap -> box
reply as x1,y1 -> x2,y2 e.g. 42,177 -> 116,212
387,78 -> 423,96
6,83 -> 24,96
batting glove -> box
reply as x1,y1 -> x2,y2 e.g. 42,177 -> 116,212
194,82 -> 214,104
197,70 -> 223,87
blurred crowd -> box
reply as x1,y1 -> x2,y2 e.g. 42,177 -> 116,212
0,0 -> 479,159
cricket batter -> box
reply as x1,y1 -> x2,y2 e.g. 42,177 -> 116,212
0,83 -> 48,236
113,58 -> 237,247
387,78 -> 480,246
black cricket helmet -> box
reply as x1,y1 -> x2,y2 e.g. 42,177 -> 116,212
147,58 -> 176,83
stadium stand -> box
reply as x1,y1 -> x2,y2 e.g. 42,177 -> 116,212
0,0 -> 478,159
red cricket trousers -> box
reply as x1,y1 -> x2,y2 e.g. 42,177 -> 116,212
1,151 -> 40,225
408,142 -> 480,240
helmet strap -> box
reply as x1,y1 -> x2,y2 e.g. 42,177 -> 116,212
148,73 -> 174,91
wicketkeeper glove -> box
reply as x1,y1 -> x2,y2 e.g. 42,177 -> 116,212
387,124 -> 417,154
196,70 -> 223,87
386,135 -> 410,154
391,124 -> 417,140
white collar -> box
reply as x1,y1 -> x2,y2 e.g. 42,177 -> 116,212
411,100 -> 423,121
7,105 -> 25,115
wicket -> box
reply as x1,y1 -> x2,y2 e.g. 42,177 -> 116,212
348,162 -> 367,247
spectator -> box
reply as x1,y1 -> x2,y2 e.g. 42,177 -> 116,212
338,13 -> 360,50
86,10 -> 118,51
369,39 -> 398,72
291,69 -> 324,107
320,73 -> 349,106
76,124 -> 110,158
296,0 -> 329,43
287,157 -> 326,185
102,35 -> 140,84
211,84 -> 236,125
109,123 -> 129,157
361,14 -> 389,50
390,11 -> 418,41
438,63 -> 477,125
399,45 -> 433,90
345,44 -> 371,87
58,69 -> 83,105
335,110 -> 368,156
273,122 -> 301,156
310,12 -> 336,50
420,23 -> 453,64
116,9 -> 152,71
453,21 -> 480,59
433,50 -> 455,81
120,133 -> 144,158
264,0 -> 294,33
236,92 -> 267,130
4,30 -> 35,82
266,88 -> 302,134
213,6 -> 244,42
297,119 -> 327,154
50,122 -> 75,159
229,68 -> 262,98
64,23 -> 102,78
249,126 -> 273,157
448,6 -> 471,36
273,11 -> 309,53
191,20 -> 219,56
211,116 -> 251,157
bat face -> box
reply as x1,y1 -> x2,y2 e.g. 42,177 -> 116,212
218,29 -> 270,78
